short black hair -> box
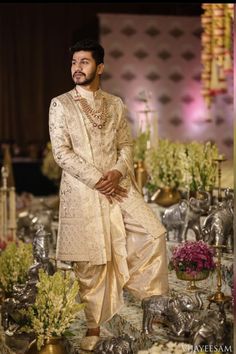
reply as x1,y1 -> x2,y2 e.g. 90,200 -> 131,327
70,38 -> 104,65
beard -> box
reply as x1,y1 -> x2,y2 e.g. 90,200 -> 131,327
73,69 -> 97,86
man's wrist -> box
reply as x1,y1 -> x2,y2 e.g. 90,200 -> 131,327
112,169 -> 122,178
111,163 -> 127,178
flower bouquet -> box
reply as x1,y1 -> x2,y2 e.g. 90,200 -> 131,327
184,141 -> 219,192
145,140 -> 218,191
169,241 -> 216,290
133,129 -> 150,163
21,269 -> 85,351
144,139 -> 186,189
0,241 -> 33,296
144,139 -> 186,206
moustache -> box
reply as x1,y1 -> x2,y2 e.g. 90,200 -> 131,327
74,71 -> 85,77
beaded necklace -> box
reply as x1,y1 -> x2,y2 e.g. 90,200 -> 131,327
74,88 -> 108,129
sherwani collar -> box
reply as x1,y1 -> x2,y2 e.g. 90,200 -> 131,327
73,85 -> 103,101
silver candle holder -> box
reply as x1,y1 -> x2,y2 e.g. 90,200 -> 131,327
0,166 -> 17,244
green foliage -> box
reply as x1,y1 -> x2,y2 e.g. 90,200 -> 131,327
145,139 -> 185,189
133,130 -> 150,162
185,141 -> 219,191
0,241 -> 33,294
20,269 -> 85,350
145,139 -> 219,191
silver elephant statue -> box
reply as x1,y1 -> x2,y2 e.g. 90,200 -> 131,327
94,334 -> 135,354
202,189 -> 234,252
161,191 -> 210,242
142,292 -> 228,348
192,308 -> 227,348
142,291 -> 203,336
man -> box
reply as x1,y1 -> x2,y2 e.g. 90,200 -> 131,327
49,38 -> 168,351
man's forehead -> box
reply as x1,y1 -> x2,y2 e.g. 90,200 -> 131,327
72,51 -> 93,60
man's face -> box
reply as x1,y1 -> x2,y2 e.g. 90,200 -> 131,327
71,51 -> 103,86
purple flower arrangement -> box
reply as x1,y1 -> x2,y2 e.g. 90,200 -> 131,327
169,241 -> 216,276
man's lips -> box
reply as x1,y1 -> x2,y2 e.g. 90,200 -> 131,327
74,72 -> 85,78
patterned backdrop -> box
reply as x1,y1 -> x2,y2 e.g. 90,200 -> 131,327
98,14 -> 233,159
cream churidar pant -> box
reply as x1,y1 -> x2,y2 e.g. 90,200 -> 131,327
74,209 -> 169,328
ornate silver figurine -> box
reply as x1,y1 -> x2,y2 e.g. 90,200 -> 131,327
94,333 -> 135,354
141,292 -> 227,348
202,188 -> 234,252
161,191 -> 210,242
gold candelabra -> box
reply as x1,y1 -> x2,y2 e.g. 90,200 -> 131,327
207,245 -> 232,308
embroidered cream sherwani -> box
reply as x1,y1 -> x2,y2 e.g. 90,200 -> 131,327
49,86 -> 166,265
49,86 -> 169,326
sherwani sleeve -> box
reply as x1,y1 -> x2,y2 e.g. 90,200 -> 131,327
111,99 -> 134,177
49,98 -> 103,189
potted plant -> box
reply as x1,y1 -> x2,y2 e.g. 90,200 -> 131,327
169,240 -> 216,290
133,129 -> 150,163
21,269 -> 84,353
144,139 -> 186,206
0,241 -> 33,297
185,141 -> 219,193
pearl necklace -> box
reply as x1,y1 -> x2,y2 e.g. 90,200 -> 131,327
74,88 -> 108,129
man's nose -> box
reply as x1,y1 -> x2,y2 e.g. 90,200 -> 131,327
77,62 -> 83,71
73,63 -> 81,71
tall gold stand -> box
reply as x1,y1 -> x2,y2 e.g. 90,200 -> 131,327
207,245 -> 232,309
135,160 -> 148,194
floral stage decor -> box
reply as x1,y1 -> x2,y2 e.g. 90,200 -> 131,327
169,241 -> 216,290
133,129 -> 150,163
0,241 -> 33,296
144,139 -> 219,194
184,141 -> 219,192
145,139 -> 184,190
201,4 -> 234,109
21,269 -> 85,351
169,240 -> 216,276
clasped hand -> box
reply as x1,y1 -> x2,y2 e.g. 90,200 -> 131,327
95,170 -> 128,203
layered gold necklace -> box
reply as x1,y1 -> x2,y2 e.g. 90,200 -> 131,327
74,88 -> 108,129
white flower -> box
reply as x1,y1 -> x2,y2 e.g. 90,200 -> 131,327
20,270 -> 84,350
144,140 -> 218,191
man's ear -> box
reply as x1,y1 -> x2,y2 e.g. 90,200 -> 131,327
97,63 -> 104,75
